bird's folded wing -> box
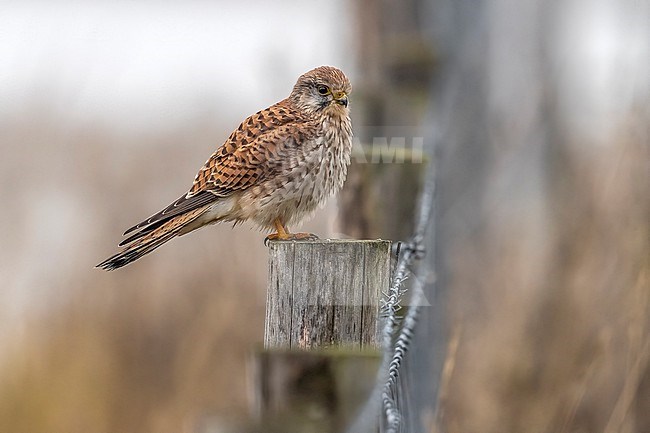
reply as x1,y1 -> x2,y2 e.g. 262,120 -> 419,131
121,103 -> 315,244
120,190 -> 218,244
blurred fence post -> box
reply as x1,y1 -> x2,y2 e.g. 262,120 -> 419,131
339,148 -> 427,241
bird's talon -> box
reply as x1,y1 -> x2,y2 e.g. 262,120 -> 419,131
264,232 -> 319,245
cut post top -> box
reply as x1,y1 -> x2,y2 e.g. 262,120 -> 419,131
265,239 -> 392,350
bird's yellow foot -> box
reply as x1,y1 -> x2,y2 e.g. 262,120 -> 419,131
265,218 -> 319,245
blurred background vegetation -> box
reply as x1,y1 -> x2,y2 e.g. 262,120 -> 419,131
1,1 -> 648,432
0,2 -> 349,432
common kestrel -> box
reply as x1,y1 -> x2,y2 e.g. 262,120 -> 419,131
97,66 -> 352,270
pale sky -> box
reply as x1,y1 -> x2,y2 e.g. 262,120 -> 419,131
0,0 -> 354,130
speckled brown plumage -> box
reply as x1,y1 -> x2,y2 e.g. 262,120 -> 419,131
97,66 -> 352,270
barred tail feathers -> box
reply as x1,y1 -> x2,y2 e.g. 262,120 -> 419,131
96,207 -> 208,271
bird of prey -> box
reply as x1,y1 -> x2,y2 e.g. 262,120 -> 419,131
97,66 -> 352,270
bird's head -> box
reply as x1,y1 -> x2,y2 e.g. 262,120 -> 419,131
290,66 -> 351,115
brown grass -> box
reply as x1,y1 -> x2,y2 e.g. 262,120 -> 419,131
434,119 -> 649,433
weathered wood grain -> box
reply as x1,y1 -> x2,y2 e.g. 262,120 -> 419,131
265,239 -> 391,349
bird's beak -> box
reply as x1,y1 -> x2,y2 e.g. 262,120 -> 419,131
333,91 -> 348,107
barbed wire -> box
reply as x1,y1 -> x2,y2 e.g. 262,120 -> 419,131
379,160 -> 435,433
381,271 -> 425,432
345,157 -> 434,433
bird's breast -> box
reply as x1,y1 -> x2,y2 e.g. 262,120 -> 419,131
238,113 -> 352,228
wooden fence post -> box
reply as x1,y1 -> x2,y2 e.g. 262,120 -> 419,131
264,239 -> 391,349
246,239 -> 391,432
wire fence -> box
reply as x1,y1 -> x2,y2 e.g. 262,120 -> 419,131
380,160 -> 435,433
345,158 -> 435,433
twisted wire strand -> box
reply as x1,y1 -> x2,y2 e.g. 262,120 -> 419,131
345,157 -> 434,433
380,163 -> 435,433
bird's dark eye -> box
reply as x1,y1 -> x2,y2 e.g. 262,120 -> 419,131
317,85 -> 329,95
